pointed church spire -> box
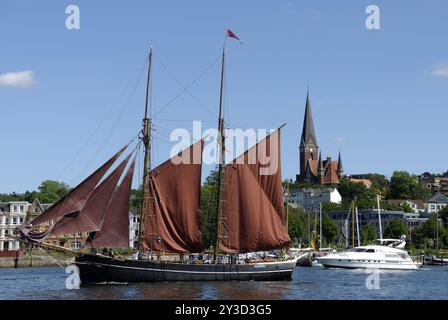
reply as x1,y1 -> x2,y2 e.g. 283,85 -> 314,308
337,151 -> 343,175
300,90 -> 317,147
317,152 -> 323,173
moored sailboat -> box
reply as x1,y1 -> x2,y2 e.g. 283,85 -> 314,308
18,32 -> 298,283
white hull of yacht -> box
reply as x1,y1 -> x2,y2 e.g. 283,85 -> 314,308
316,257 -> 419,270
316,244 -> 421,270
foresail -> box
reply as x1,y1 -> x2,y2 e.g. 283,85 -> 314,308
218,129 -> 291,253
49,154 -> 132,236
86,159 -> 136,248
30,144 -> 129,226
143,140 -> 203,253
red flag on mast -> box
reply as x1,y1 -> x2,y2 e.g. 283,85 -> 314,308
226,29 -> 243,44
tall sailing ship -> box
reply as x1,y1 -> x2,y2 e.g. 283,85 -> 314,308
18,31 -> 298,283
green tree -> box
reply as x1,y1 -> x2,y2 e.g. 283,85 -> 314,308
320,215 -> 338,244
360,223 -> 378,244
413,215 -> 446,249
366,173 -> 389,197
200,171 -> 219,250
322,202 -> 346,212
35,180 -> 71,203
287,206 -> 307,243
439,205 -> 448,228
384,219 -> 408,239
389,171 -> 430,200
337,177 -> 376,210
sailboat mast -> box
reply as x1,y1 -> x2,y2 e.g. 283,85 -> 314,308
138,48 -> 153,253
377,194 -> 383,243
355,206 -> 360,247
351,200 -> 355,248
213,44 -> 226,261
319,202 -> 322,249
286,182 -> 290,230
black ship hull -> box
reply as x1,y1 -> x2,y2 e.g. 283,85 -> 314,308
75,254 -> 298,283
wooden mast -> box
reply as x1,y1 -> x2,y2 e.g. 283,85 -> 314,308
138,48 -> 153,253
213,41 -> 226,262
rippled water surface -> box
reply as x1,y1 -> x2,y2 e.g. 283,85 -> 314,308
0,266 -> 446,300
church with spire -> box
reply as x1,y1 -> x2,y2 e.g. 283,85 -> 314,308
296,92 -> 344,185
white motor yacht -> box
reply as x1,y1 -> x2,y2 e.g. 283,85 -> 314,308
317,237 -> 421,270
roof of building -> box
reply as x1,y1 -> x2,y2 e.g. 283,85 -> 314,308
305,157 -> 341,184
323,160 -> 340,184
426,193 -> 448,204
41,204 -> 53,211
349,178 -> 372,188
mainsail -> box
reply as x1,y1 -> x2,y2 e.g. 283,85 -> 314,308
86,159 -> 136,248
218,129 -> 291,253
30,144 -> 129,226
143,141 -> 204,253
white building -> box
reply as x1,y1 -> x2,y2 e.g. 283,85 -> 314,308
285,188 -> 342,212
0,201 -> 29,251
129,212 -> 140,249
424,193 -> 448,214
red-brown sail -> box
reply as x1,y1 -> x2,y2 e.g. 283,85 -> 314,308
218,129 -> 291,253
30,144 -> 129,226
143,141 -> 203,253
86,159 -> 136,248
50,154 -> 131,236
231,129 -> 285,222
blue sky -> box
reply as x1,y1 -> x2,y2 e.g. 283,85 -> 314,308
1,0 -> 447,193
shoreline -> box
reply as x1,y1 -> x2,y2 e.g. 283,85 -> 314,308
0,255 -> 73,269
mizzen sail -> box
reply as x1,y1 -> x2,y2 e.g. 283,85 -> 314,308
218,129 -> 291,253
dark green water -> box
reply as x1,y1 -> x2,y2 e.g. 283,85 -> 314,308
0,266 -> 446,300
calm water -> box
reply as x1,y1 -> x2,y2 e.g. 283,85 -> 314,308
0,266 -> 447,300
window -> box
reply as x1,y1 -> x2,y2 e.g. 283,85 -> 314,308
4,229 -> 9,235
12,217 -> 17,225
19,218 -> 24,224
12,206 -> 17,213
19,205 -> 24,213
71,242 -> 81,249
5,218 -> 10,224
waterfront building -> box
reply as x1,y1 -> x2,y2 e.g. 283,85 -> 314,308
129,212 -> 140,249
296,92 -> 344,185
285,188 -> 342,212
423,193 -> 448,214
0,201 -> 29,251
327,209 -> 406,244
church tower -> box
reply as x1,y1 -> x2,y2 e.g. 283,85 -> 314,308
296,91 -> 344,185
297,92 -> 319,183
